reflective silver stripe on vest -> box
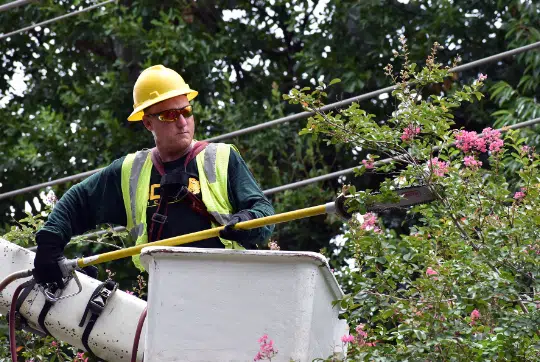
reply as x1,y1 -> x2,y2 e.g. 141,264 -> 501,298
203,143 -> 218,183
129,150 -> 151,238
210,211 -> 232,225
129,224 -> 144,240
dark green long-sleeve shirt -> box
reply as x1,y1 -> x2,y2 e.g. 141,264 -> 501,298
37,146 -> 275,249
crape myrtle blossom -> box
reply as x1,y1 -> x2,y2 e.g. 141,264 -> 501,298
360,212 -> 382,233
362,158 -> 375,169
464,155 -> 482,169
470,309 -> 481,325
455,127 -> 504,154
254,334 -> 277,361
428,157 -> 450,177
355,324 -> 376,347
482,128 -> 503,153
514,187 -> 526,201
401,124 -> 421,142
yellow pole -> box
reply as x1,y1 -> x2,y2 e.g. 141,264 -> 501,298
77,203 -> 332,267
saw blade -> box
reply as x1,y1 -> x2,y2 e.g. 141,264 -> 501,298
367,185 -> 437,212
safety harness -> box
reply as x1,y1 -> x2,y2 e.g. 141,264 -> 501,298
148,142 -> 217,242
78,279 -> 118,359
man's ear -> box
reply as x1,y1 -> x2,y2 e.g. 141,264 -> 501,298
142,116 -> 153,132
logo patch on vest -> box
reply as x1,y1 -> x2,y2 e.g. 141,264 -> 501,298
188,177 -> 201,195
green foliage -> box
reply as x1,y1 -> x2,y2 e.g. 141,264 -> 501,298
490,2 -> 539,143
286,40 -> 540,361
0,0 -> 538,359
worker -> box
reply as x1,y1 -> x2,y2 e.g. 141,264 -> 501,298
33,65 -> 275,285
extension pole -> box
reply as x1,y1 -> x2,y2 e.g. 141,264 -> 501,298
77,202 -> 337,267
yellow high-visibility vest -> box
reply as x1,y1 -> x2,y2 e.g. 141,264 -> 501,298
121,143 -> 244,270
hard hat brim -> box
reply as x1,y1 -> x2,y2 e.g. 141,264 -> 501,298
127,89 -> 198,121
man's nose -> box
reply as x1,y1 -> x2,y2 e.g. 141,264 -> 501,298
176,114 -> 188,128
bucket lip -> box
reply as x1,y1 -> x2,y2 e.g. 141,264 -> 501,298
140,246 -> 344,300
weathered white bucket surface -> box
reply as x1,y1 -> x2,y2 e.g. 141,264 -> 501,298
0,237 -> 146,362
140,246 -> 348,362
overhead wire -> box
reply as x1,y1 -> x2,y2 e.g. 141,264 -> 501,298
0,41 -> 539,201
264,117 -> 540,195
35,115 -> 537,242
0,0 -> 36,13
0,0 -> 116,40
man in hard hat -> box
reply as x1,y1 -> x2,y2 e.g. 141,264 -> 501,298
33,65 -> 275,282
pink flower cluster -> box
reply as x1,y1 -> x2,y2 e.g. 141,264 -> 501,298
254,334 -> 278,361
341,324 -> 376,347
525,243 -> 540,255
514,187 -> 526,200
356,324 -> 376,347
470,309 -> 481,325
401,124 -> 421,142
464,156 -> 482,169
361,213 -> 382,233
426,267 -> 438,276
74,352 -> 89,362
268,241 -> 280,250
362,158 -> 375,169
482,128 -> 504,152
455,128 -> 504,154
477,73 -> 487,82
428,157 -> 450,177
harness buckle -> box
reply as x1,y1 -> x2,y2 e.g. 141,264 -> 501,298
151,212 -> 168,224
172,185 -> 189,202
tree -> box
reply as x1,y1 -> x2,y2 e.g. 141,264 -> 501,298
1,1 -> 539,360
287,39 -> 539,361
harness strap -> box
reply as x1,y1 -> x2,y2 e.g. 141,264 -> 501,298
149,186 -> 171,243
148,141 -> 212,242
15,280 -> 35,314
37,283 -> 59,336
151,141 -> 209,176
78,279 -> 118,359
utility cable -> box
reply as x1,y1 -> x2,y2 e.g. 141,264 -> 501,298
0,41 -> 539,200
263,116 -> 540,195
29,116 -> 536,242
0,0 -> 36,13
206,40 -> 540,142
0,0 -> 116,40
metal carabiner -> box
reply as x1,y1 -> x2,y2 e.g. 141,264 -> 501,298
37,259 -> 82,303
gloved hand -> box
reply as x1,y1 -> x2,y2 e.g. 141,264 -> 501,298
219,210 -> 254,246
33,243 -> 66,287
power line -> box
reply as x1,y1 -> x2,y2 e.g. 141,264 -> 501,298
0,0 -> 35,13
23,115 -> 540,244
264,117 -> 540,195
0,0 -> 116,40
1,41 -> 539,201
206,41 -> 540,142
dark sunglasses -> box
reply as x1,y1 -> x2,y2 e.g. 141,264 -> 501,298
148,105 -> 193,122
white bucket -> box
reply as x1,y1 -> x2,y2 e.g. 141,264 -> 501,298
140,247 -> 348,362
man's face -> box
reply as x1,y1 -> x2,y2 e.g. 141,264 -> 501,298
142,95 -> 195,156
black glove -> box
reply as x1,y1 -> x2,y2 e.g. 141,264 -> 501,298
33,240 -> 66,287
219,210 -> 254,246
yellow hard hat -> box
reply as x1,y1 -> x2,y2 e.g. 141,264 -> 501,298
127,65 -> 198,121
